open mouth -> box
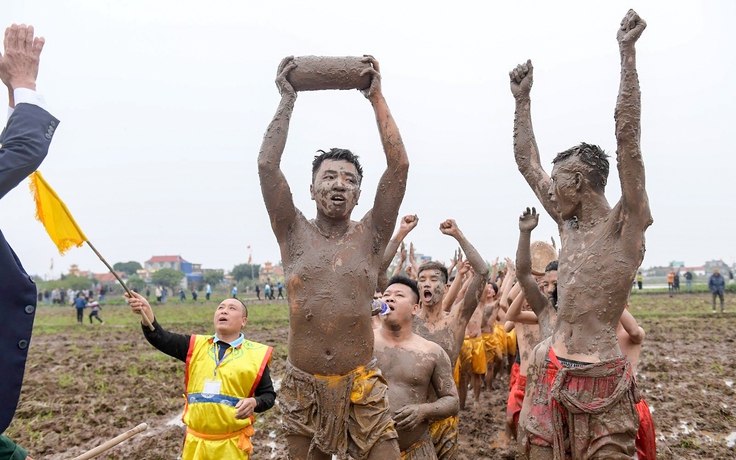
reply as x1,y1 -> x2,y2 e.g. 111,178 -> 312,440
423,290 -> 433,302
331,195 -> 346,204
218,317 -> 228,322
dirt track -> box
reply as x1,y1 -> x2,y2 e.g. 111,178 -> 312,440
6,293 -> 736,459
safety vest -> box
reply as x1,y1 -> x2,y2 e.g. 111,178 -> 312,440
181,334 -> 272,460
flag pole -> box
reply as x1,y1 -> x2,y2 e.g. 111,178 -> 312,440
85,241 -> 154,331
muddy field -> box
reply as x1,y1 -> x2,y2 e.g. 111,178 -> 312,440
5,292 -> 735,459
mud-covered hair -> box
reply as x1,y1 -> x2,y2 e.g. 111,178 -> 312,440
312,148 -> 363,185
387,275 -> 420,303
552,142 -> 610,188
545,261 -> 558,273
417,261 -> 449,284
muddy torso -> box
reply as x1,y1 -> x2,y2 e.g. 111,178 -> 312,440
553,208 -> 646,361
515,322 -> 541,376
374,335 -> 439,451
413,307 -> 464,365
283,213 -> 382,375
465,304 -> 483,338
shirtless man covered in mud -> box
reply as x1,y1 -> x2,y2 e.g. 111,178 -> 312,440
458,284 -> 487,410
413,219 -> 489,459
510,10 -> 652,459
374,276 -> 459,460
258,56 -> 407,460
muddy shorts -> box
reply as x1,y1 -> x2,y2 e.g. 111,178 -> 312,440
635,398 -> 656,460
525,347 -> 639,459
460,336 -> 487,375
493,324 -> 508,355
510,361 -> 520,390
507,374 -> 527,431
401,432 -> 437,460
280,358 -> 398,460
428,415 -> 459,460
506,329 -> 517,357
482,333 -> 503,363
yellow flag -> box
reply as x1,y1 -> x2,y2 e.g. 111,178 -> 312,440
29,171 -> 87,254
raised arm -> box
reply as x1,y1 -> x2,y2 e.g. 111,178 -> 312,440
510,60 -> 561,225
614,10 -> 652,227
440,220 -> 489,324
505,290 -> 538,325
515,207 -> 548,317
258,57 -> 299,243
379,215 -> 418,290
499,258 -> 517,312
443,259 -> 469,313
362,56 -> 410,243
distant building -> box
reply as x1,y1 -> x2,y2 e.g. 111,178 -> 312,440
259,261 -> 284,284
143,255 -> 203,288
94,272 -> 128,286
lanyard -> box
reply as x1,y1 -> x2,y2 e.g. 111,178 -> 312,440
212,343 -> 231,378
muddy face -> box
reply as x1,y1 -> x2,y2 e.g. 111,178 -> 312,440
381,283 -> 419,329
548,162 -> 582,220
213,298 -> 248,337
417,268 -> 446,307
310,159 -> 361,220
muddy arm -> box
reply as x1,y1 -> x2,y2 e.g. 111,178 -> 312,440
258,58 -> 299,243
443,260 -> 469,313
378,215 -> 418,290
510,60 -> 561,225
441,220 -> 489,324
505,290 -> 538,325
361,57 -> 410,245
619,308 -> 645,344
615,10 -> 652,227
515,207 -> 547,317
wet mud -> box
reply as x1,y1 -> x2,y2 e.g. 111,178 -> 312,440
288,56 -> 371,91
6,294 -> 736,459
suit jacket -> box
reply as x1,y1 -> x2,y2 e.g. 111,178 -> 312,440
0,103 -> 59,433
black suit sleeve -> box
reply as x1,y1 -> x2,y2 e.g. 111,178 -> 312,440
141,319 -> 191,362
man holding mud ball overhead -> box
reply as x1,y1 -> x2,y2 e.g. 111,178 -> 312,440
510,10 -> 652,459
0,23 -> 57,460
259,55 -> 408,459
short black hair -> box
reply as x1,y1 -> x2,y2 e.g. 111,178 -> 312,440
312,148 -> 364,185
552,142 -> 610,188
387,275 -> 420,304
417,261 -> 449,284
235,298 -> 249,318
545,261 -> 558,273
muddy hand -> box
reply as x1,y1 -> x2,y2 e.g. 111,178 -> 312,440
617,9 -> 646,46
394,404 -> 424,431
400,214 -> 419,233
504,257 -> 516,274
276,56 -> 297,98
519,206 -> 539,232
0,24 -> 44,91
360,55 -> 382,100
439,219 -> 461,238
509,59 -> 533,100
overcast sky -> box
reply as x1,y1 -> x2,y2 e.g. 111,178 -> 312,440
1,0 -> 734,279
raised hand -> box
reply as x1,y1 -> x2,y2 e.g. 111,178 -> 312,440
617,9 -> 646,47
519,207 -> 539,232
399,214 -> 419,233
505,257 -> 516,274
458,260 -> 471,279
0,24 -> 45,91
439,219 -> 461,238
360,55 -> 382,100
509,59 -> 533,100
275,56 -> 297,98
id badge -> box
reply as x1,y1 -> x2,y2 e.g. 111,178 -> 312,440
203,379 -> 222,397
